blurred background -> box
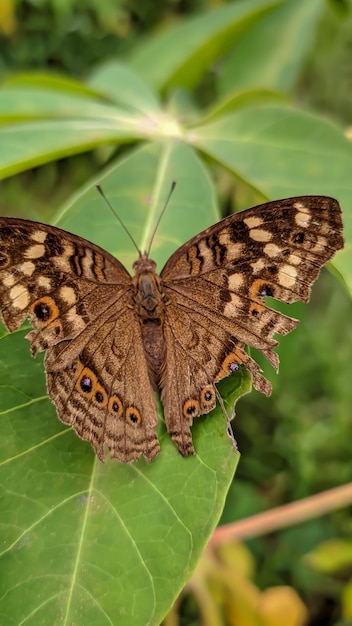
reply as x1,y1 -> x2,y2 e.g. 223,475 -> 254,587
0,1 -> 351,624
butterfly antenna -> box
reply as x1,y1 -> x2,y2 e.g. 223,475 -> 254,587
146,181 -> 176,257
96,184 -> 141,256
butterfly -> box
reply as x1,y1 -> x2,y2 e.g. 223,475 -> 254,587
0,195 -> 343,462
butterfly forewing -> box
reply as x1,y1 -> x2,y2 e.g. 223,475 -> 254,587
0,196 -> 343,462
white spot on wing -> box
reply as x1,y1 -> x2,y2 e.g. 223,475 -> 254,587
250,229 -> 272,242
38,276 -> 52,289
20,261 -> 35,276
250,258 -> 266,274
295,211 -> 311,227
31,230 -> 48,243
244,216 -> 263,229
24,244 -> 45,259
293,202 -> 309,211
288,253 -> 302,266
278,264 -> 297,288
60,285 -> 76,305
224,294 -> 242,317
228,273 -> 244,290
3,274 -> 15,287
9,284 -> 30,309
264,243 -> 281,258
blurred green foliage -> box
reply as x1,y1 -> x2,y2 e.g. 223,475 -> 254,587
0,0 -> 195,74
298,1 -> 352,124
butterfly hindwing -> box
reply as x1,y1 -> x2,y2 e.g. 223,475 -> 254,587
45,307 -> 160,463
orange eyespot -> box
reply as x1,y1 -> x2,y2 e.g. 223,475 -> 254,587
31,296 -> 59,325
249,302 -> 265,317
74,366 -> 108,408
75,366 -> 97,398
249,279 -> 275,302
126,406 -> 142,425
94,385 -> 107,407
182,399 -> 200,418
223,354 -> 239,373
200,386 -> 215,407
215,349 -> 245,382
108,395 -> 123,417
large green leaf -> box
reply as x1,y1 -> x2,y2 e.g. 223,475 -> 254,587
0,61 -> 164,121
0,117 -> 142,178
0,87 -> 139,120
0,67 -> 170,179
0,76 -> 169,179
88,61 -> 162,114
191,105 -> 351,292
129,0 -> 283,91
0,143 -> 242,626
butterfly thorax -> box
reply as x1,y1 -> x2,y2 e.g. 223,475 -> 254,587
132,254 -> 166,390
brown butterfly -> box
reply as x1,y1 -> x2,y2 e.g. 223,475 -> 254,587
0,196 -> 343,462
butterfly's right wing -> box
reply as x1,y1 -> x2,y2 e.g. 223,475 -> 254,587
0,218 -> 160,463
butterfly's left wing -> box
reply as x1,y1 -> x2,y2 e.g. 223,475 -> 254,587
160,196 -> 343,457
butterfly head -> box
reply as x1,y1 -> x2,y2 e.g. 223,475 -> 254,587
132,253 -> 157,276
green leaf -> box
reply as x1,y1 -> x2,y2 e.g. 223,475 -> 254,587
0,66 -> 184,179
3,71 -> 103,98
88,61 -> 163,114
218,0 -> 324,96
191,104 -> 352,292
201,88 -> 287,124
0,117 -> 141,179
3,68 -> 161,115
0,87 -> 137,121
129,0 -> 283,92
0,143 -> 241,626
0,80 -> 168,178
